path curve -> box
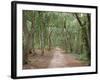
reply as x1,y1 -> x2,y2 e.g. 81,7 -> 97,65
48,48 -> 85,68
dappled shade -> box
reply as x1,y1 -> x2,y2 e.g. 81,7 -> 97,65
22,10 -> 91,69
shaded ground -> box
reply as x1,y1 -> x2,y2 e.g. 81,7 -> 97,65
23,47 -> 89,69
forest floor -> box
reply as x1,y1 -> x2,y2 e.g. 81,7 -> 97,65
23,47 -> 89,69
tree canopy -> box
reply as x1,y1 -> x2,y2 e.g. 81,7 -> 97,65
23,10 -> 91,65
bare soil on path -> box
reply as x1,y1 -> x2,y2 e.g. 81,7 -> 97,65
23,47 -> 88,69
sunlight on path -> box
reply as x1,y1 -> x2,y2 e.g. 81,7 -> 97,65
48,48 -> 68,68
48,47 -> 84,68
23,47 -> 88,69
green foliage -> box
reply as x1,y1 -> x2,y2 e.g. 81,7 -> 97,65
23,10 -> 91,63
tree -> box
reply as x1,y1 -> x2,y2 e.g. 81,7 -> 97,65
23,10 -> 36,64
74,13 -> 91,61
23,10 -> 91,65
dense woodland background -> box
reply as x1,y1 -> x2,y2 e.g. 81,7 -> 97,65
22,10 -> 91,68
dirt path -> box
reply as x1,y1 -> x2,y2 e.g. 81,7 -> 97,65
23,47 -> 88,69
48,48 -> 67,67
48,48 -> 86,68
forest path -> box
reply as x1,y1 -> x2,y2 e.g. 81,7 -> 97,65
48,47 -> 85,68
23,47 -> 88,69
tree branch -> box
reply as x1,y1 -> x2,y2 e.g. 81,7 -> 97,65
74,13 -> 83,27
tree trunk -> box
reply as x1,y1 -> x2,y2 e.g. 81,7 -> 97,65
74,13 -> 91,61
23,11 -> 29,65
31,13 -> 36,56
48,27 -> 52,51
